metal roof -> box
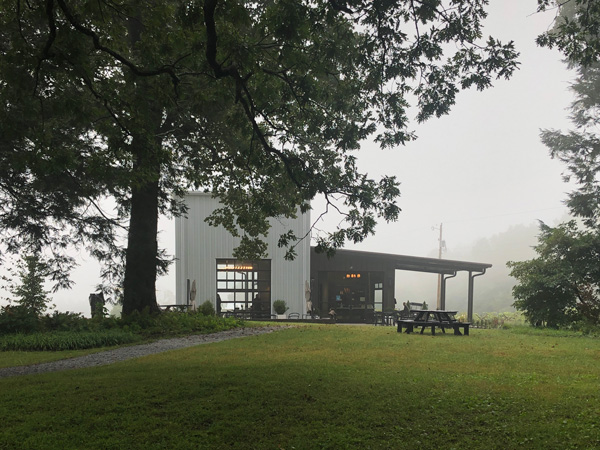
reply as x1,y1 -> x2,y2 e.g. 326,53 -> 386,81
321,248 -> 492,275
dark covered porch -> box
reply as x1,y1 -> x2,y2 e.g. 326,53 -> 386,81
310,248 -> 491,323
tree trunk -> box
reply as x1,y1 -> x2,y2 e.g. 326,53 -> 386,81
120,4 -> 163,315
122,142 -> 162,316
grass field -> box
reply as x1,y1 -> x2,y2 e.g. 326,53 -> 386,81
0,347 -> 115,369
1,325 -> 599,449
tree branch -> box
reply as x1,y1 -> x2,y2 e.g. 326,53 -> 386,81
33,0 -> 57,94
202,0 -> 311,191
54,0 -> 180,86
328,0 -> 353,14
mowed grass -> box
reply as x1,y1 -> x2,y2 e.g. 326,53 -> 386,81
1,325 -> 599,449
0,347 -> 116,369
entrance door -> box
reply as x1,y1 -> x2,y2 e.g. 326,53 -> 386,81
373,282 -> 383,312
216,259 -> 271,315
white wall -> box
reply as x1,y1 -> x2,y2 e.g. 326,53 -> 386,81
175,193 -> 310,315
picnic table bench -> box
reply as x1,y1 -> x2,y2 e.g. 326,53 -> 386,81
221,310 -> 277,320
373,311 -> 397,326
396,310 -> 470,336
159,304 -> 190,312
398,302 -> 430,320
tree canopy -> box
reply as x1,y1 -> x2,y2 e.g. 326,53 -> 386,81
509,0 -> 600,328
2,254 -> 51,317
537,0 -> 600,67
541,63 -> 600,228
0,1 -> 519,313
508,222 -> 600,327
536,0 -> 600,228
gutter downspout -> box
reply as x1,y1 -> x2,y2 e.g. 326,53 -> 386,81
467,269 -> 487,323
440,271 -> 457,310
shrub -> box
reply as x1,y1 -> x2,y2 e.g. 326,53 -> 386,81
273,300 -> 288,315
471,311 -> 526,329
0,330 -> 139,351
120,307 -> 156,330
0,305 -> 40,334
119,310 -> 243,338
39,311 -> 89,332
0,307 -> 245,351
198,300 -> 216,316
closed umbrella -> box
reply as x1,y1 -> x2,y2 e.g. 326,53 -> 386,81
190,280 -> 197,310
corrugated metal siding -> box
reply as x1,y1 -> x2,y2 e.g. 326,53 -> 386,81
175,193 -> 310,315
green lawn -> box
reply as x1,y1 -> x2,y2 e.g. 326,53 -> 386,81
0,347 -> 112,368
1,325 -> 599,449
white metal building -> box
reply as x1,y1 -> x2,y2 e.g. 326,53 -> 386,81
176,192 -> 491,323
175,192 -> 311,316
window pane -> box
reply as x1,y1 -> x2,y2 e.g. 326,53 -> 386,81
374,289 -> 383,312
221,292 -> 235,302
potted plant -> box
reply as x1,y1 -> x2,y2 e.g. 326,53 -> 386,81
273,300 -> 288,319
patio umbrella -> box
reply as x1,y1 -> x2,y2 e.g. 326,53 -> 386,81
305,280 -> 312,314
190,280 -> 197,310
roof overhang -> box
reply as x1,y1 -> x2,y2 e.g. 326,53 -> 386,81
314,248 -> 491,275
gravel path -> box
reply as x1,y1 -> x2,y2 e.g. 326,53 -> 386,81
0,326 -> 286,379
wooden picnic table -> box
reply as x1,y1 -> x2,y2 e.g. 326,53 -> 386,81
397,310 -> 470,336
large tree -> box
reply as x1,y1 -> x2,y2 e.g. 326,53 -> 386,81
537,0 -> 600,228
0,1 -> 519,314
541,63 -> 600,228
509,1 -> 600,327
508,222 -> 600,327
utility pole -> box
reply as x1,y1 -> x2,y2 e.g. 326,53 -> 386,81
434,223 -> 445,309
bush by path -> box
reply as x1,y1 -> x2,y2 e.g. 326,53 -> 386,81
0,309 -> 245,351
0,330 -> 140,351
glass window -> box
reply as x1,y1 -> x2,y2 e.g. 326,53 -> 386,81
216,259 -> 271,314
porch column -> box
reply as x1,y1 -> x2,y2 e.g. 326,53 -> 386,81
440,272 -> 457,310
